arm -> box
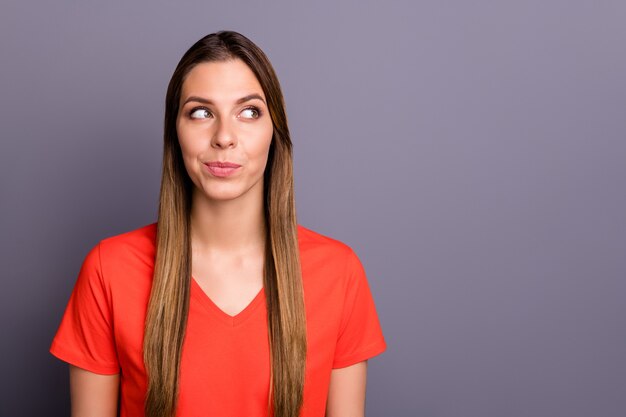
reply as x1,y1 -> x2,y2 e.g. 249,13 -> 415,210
325,360 -> 368,417
69,365 -> 120,417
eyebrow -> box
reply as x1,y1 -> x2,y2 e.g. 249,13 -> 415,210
181,93 -> 266,106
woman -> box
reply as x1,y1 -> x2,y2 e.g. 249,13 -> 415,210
50,30 -> 386,417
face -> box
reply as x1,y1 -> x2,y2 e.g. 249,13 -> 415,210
176,59 -> 273,204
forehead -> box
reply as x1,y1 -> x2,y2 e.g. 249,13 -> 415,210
180,59 -> 265,102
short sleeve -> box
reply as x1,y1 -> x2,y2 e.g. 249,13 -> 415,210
49,242 -> 120,374
332,249 -> 387,369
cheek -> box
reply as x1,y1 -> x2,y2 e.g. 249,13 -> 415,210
178,138 -> 192,166
177,124 -> 202,159
250,124 -> 273,161
176,131 -> 202,177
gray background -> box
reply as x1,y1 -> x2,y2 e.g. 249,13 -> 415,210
1,1 -> 625,416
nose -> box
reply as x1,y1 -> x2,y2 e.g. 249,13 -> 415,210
211,117 -> 237,149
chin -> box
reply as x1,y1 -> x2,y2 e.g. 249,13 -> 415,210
198,185 -> 248,202
208,194 -> 243,202
192,176 -> 262,203
202,190 -> 242,201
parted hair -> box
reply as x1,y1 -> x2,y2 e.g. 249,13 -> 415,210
143,30 -> 307,417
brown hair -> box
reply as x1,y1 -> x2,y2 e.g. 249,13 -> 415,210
143,30 -> 307,417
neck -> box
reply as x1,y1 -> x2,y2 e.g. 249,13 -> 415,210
189,187 -> 266,255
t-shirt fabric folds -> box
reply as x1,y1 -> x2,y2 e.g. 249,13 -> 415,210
50,222 -> 386,417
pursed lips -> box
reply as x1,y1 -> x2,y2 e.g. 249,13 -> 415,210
204,161 -> 241,168
203,161 -> 242,178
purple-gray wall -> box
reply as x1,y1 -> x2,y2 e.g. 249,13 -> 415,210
1,1 -> 625,416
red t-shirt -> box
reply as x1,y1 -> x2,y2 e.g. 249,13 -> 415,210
50,222 -> 386,416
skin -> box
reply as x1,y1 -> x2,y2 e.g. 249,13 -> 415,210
326,360 -> 368,417
69,365 -> 118,416
177,59 -> 271,315
69,58 -> 367,416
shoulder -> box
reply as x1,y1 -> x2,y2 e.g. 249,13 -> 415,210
297,223 -> 356,259
98,222 -> 157,255
296,224 -> 363,280
94,222 -> 157,276
66,222 -> 157,306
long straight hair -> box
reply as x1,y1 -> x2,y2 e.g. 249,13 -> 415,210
143,31 -> 307,417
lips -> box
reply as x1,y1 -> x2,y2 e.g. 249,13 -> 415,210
203,161 -> 241,177
205,161 -> 241,168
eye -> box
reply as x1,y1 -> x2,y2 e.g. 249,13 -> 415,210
240,106 -> 262,119
189,108 -> 211,119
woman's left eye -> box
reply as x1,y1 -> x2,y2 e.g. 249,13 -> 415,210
240,107 -> 261,119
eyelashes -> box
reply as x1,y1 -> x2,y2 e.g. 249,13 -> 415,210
240,106 -> 263,119
188,106 -> 263,120
189,108 -> 211,119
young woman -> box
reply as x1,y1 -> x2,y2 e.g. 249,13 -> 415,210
50,30 -> 386,417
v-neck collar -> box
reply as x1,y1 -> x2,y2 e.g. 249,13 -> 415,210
190,276 -> 266,327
